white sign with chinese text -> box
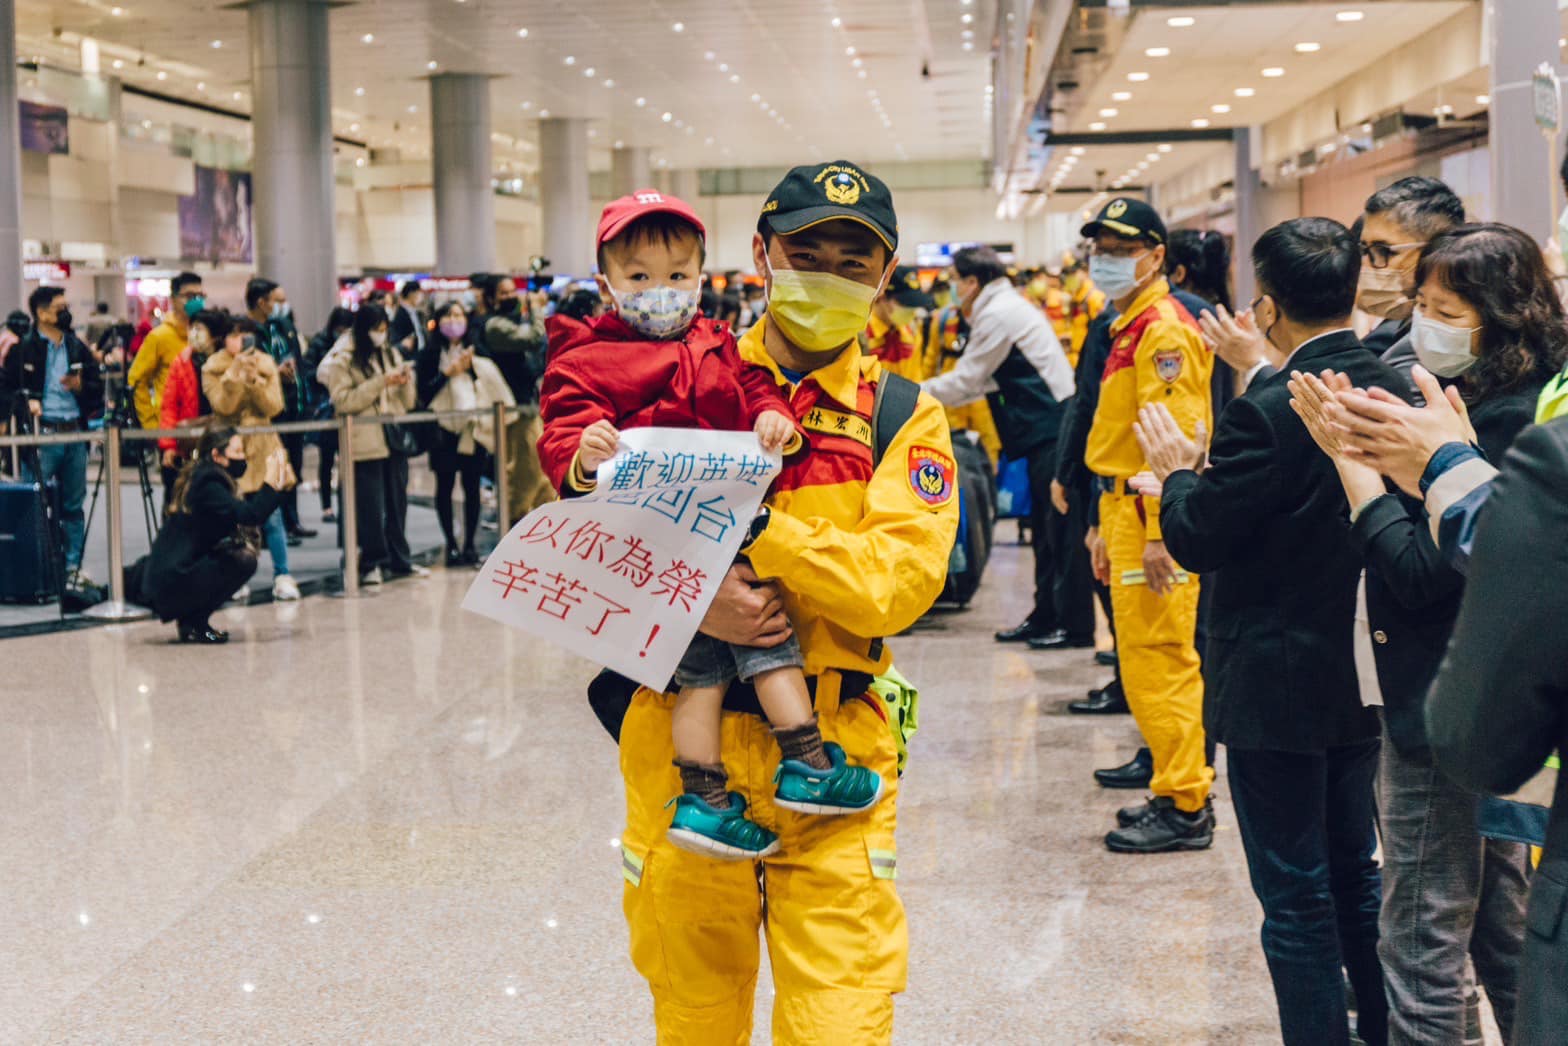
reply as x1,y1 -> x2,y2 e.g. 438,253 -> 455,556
462,427 -> 783,692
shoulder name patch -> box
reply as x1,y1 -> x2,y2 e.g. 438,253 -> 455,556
907,444 -> 956,506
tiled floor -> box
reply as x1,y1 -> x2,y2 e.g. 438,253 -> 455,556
3,545 -> 1288,1044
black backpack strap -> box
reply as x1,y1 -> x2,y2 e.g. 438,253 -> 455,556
872,372 -> 921,467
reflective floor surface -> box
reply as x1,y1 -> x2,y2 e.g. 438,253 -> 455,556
3,544 -> 1286,1044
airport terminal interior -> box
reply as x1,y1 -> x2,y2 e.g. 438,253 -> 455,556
3,0 -> 1567,1043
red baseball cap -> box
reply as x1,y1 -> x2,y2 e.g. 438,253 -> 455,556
596,189 -> 706,249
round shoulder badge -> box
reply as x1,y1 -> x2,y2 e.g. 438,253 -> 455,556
907,444 -> 956,507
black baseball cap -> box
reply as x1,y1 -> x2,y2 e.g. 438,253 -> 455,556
760,161 -> 898,252
887,266 -> 934,309
1081,198 -> 1168,246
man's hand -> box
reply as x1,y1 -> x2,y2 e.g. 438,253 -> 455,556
264,446 -> 289,490
1086,526 -> 1110,586
61,372 -> 82,393
162,449 -> 178,469
578,420 -> 620,472
278,357 -> 297,379
754,410 -> 795,453
27,398 -> 42,418
1128,471 -> 1162,498
1330,365 -> 1473,497
1142,539 -> 1180,596
700,563 -> 792,648
1049,478 -> 1069,516
1133,404 -> 1208,482
1198,304 -> 1266,373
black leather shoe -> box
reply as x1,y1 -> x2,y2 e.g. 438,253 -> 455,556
1105,797 -> 1214,853
1094,747 -> 1153,789
178,625 -> 230,645
1095,650 -> 1118,667
289,526 -> 319,539
444,545 -> 464,568
286,534 -> 303,547
1117,797 -> 1157,828
1027,629 -> 1096,651
995,618 -> 1052,643
459,547 -> 481,566
1069,679 -> 1129,715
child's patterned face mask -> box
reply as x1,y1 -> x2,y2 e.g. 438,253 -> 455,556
609,285 -> 701,340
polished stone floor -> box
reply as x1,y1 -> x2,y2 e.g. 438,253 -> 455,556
3,545 -> 1289,1044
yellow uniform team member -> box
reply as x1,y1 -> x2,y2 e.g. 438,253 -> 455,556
617,162 -> 958,1045
1080,198 -> 1216,854
862,265 -> 930,382
127,271 -> 205,430
1063,256 -> 1106,364
923,306 -> 1002,463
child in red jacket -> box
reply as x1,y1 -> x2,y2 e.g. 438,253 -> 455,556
538,191 -> 886,860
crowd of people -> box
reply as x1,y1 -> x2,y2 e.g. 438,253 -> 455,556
2,159 -> 1566,1044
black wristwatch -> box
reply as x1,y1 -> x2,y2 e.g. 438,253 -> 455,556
745,507 -> 772,547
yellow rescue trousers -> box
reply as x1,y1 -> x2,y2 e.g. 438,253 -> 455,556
619,673 -> 905,1045
1101,491 -> 1213,813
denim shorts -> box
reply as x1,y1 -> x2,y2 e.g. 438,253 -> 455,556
673,632 -> 803,689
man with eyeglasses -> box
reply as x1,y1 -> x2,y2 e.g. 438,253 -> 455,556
1078,198 -> 1216,854
128,271 -> 205,431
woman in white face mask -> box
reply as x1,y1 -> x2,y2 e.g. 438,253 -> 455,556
1288,220 -> 1566,1045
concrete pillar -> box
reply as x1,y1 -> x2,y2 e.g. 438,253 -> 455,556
1488,0 -> 1560,241
611,146 -> 651,197
0,0 -> 25,308
1232,127 -> 1263,306
430,73 -> 495,275
670,168 -> 701,204
248,0 -> 337,336
538,117 -> 592,276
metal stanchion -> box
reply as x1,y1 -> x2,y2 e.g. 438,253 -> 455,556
84,425 -> 151,622
340,414 -> 360,597
492,401 -> 511,534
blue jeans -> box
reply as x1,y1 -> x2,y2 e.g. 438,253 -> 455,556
262,506 -> 289,579
26,440 -> 88,571
1228,738 -> 1389,1046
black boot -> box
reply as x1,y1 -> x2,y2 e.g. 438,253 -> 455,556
1105,797 -> 1214,853
444,544 -> 464,567
995,616 -> 1053,643
178,620 -> 229,644
1069,678 -> 1129,715
1094,747 -> 1153,789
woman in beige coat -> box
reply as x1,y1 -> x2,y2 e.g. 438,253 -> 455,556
201,315 -> 301,600
316,304 -> 419,585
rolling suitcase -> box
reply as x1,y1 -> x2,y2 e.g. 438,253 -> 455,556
0,480 -> 62,603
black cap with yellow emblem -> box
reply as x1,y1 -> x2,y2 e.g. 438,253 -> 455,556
887,265 -> 934,309
1080,197 -> 1167,245
760,161 -> 899,252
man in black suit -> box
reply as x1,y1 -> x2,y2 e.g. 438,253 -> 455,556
390,280 -> 428,360
1133,218 -> 1406,1046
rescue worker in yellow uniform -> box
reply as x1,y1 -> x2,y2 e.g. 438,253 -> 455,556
1063,255 -> 1107,366
1080,198 -> 1216,854
861,265 -> 930,381
922,303 -> 1003,463
617,162 -> 959,1045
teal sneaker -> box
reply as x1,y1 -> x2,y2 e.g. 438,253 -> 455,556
667,792 -> 780,861
773,742 -> 886,816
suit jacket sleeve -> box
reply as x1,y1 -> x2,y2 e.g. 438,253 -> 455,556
1427,420 -> 1568,793
1349,495 -> 1464,611
1158,395 -> 1280,573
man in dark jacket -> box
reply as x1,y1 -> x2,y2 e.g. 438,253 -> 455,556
1137,218 -> 1407,1046
0,286 -> 103,582
1422,416 -> 1568,1046
246,277 -> 315,541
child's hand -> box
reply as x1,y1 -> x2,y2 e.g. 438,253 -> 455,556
754,410 -> 795,453
578,420 -> 621,471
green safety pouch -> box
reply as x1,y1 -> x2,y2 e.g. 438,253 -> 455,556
869,665 -> 921,776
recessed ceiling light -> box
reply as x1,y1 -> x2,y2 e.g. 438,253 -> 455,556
210,40 -> 222,49
1112,91 -> 1132,101
427,60 -> 438,70
1295,42 -> 1321,53
197,81 -> 206,90
831,17 -> 842,27
729,74 -> 740,83
961,13 -> 973,24
355,86 -> 365,96
1212,104 -> 1231,114
963,41 -> 974,51
1128,72 -> 1150,82
718,63 -> 729,72
1146,153 -> 1160,161
704,51 -> 716,61
671,21 -> 684,32
111,5 -> 124,13
750,93 -> 761,102
1336,10 -> 1364,22
635,97 -> 646,107
361,33 -> 374,44
1089,122 -> 1107,131
962,29 -> 974,39
614,139 -> 623,148
1262,67 -> 1285,77
846,46 -> 857,56
349,122 -> 360,131
1145,47 -> 1170,58
235,92 -> 244,101
112,59 -> 124,69
516,28 -> 528,38
1158,143 -> 1173,153
1071,146 -> 1086,156
539,109 -> 550,118
1191,118 -> 1211,128
852,57 -> 863,68
583,67 -> 595,77
1099,108 -> 1119,117
407,104 -> 417,113
156,70 -> 167,80
1167,15 -> 1195,27
661,112 -> 672,122
857,70 -> 867,79
1476,94 -> 1490,105
1235,87 -> 1255,98
603,79 -> 615,88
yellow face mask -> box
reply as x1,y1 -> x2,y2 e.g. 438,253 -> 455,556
889,304 -> 918,328
763,257 -> 883,353
1064,271 -> 1085,293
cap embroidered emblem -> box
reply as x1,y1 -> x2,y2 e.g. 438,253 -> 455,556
1107,200 -> 1128,219
825,172 -> 862,205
